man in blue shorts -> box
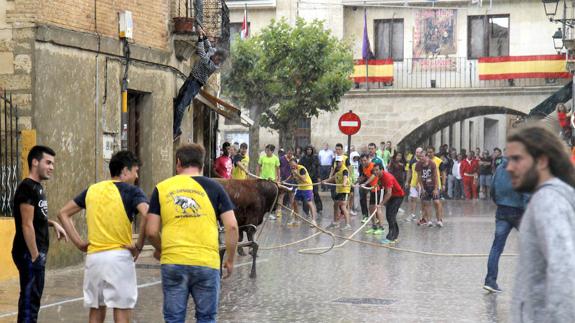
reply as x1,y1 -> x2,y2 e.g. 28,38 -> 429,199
287,159 -> 317,226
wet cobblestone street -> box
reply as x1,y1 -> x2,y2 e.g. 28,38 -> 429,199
0,197 -> 518,322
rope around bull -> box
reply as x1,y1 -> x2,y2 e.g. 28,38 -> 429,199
244,170 -> 518,257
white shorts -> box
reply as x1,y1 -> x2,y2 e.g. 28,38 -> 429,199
409,187 -> 420,198
84,249 -> 137,309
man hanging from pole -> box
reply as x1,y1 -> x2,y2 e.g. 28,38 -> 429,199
173,26 -> 228,141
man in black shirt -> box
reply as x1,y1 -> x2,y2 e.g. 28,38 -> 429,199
12,145 -> 67,323
299,145 -> 323,214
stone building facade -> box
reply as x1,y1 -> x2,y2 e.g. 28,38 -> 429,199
0,0 -> 233,272
225,0 -> 566,153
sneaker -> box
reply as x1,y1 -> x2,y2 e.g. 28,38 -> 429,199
373,228 -> 385,235
276,211 -> 283,219
287,221 -> 296,227
380,239 -> 394,245
365,227 -> 376,234
310,220 -> 318,227
436,220 -> 444,228
398,208 -> 406,214
325,222 -> 340,230
416,218 -> 427,226
268,214 -> 277,221
405,214 -> 417,222
350,210 -> 357,216
361,216 -> 369,223
483,283 -> 502,293
342,224 -> 352,231
427,221 -> 435,227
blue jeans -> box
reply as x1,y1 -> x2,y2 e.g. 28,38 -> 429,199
173,77 -> 202,135
13,252 -> 46,323
485,212 -> 521,286
161,264 -> 220,323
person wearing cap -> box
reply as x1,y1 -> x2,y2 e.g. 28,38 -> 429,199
328,143 -> 351,225
323,155 -> 352,230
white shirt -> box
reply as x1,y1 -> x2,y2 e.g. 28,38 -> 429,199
452,161 -> 462,180
318,149 -> 334,166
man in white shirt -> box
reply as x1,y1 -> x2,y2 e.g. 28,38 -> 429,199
318,143 -> 334,191
451,153 -> 463,199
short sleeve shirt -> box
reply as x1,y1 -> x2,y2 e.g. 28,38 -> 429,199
258,154 -> 280,180
378,171 -> 405,198
415,161 -> 437,190
74,182 -> 148,222
12,178 -> 49,255
214,155 -> 232,179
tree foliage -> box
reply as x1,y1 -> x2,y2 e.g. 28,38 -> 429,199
223,18 -> 353,159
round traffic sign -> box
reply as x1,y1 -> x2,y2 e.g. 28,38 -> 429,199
338,111 -> 361,135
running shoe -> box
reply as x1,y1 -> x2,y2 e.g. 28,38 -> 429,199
361,216 -> 369,223
416,218 -> 427,226
398,208 -> 406,214
287,221 -> 296,227
268,214 -> 277,221
350,210 -> 357,216
310,220 -> 318,227
365,227 -> 376,234
380,239 -> 394,245
342,224 -> 352,231
436,220 -> 444,228
404,214 -> 417,222
427,221 -> 435,227
325,222 -> 340,230
373,228 -> 385,235
483,283 -> 502,293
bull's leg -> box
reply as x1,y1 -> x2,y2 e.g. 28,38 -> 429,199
250,241 -> 259,279
237,228 -> 246,256
246,228 -> 257,257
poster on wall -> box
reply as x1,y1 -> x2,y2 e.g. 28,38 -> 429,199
413,9 -> 457,62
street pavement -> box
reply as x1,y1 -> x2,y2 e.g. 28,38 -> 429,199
0,196 -> 518,322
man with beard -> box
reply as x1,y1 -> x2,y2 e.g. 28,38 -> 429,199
507,126 -> 575,323
300,146 -> 323,215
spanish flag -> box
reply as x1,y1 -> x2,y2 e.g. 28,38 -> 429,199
352,59 -> 394,83
478,55 -> 570,80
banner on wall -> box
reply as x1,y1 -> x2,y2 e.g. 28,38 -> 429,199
413,9 -> 457,60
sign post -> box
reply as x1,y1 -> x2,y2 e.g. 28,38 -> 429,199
338,110 -> 362,157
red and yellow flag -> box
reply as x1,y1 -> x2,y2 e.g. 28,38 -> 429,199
352,59 -> 394,83
478,55 -> 570,80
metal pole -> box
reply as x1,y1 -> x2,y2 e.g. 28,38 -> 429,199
347,135 -> 351,158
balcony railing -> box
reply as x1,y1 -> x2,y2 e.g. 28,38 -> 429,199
353,57 -> 571,90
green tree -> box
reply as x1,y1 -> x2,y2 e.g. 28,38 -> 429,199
223,18 -> 353,169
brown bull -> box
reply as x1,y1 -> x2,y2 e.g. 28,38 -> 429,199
215,178 -> 284,278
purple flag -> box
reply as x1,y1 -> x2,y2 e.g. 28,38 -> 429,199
362,8 -> 373,60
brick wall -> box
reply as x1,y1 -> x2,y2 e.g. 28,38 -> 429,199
7,0 -> 170,50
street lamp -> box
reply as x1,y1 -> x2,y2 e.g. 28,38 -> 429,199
543,0 -> 560,19
553,28 -> 564,51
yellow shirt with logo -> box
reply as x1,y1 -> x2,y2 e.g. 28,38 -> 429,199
85,181 -> 132,254
294,165 -> 313,191
155,175 -> 223,269
335,165 -> 351,194
432,156 -> 443,189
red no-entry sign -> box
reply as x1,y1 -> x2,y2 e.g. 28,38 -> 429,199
338,111 -> 361,135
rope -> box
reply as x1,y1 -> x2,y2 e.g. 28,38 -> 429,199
276,203 -> 518,258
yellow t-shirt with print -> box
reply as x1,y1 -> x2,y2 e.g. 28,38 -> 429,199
335,165 -> 351,194
294,165 -> 313,191
156,175 -> 221,269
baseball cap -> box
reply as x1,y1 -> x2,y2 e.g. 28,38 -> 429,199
350,151 -> 360,160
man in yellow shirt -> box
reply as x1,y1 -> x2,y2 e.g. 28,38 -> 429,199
323,155 -> 352,230
58,151 -> 149,323
287,159 -> 318,227
146,144 -> 238,323
232,143 -> 250,179
405,147 -> 423,222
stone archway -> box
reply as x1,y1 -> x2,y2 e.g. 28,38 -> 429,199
397,106 -> 527,149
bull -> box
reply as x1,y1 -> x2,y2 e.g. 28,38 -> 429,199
215,179 -> 284,278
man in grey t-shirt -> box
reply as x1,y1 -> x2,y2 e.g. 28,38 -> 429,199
506,126 -> 575,323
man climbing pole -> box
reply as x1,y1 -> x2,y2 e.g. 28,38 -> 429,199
173,26 -> 228,141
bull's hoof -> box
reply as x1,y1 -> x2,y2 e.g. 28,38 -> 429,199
238,247 -> 246,256
249,271 -> 257,279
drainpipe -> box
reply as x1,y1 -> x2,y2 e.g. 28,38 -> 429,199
121,38 -> 130,151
